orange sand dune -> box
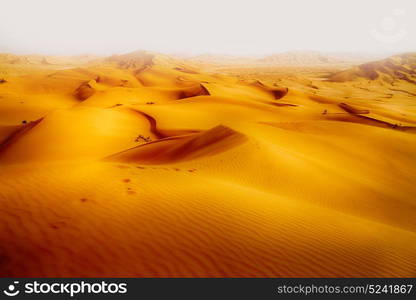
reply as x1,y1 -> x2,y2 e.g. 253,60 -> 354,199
0,51 -> 416,277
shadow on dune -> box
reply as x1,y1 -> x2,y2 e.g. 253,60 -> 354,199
74,81 -> 95,101
105,125 -> 247,164
176,83 -> 210,99
0,119 -> 43,154
325,114 -> 416,132
129,109 -> 200,139
250,80 -> 289,99
338,103 -> 370,115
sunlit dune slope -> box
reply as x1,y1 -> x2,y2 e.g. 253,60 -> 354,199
0,51 -> 415,277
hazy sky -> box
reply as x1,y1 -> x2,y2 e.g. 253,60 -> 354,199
0,0 -> 415,56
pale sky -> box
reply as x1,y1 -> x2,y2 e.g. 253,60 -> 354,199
0,0 -> 415,56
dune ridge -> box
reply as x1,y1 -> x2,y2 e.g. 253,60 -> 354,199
106,125 -> 247,164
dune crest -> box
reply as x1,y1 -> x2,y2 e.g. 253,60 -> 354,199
74,80 -> 96,100
106,125 -> 247,164
0,119 -> 43,154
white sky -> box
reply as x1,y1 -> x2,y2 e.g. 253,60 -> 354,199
0,0 -> 415,56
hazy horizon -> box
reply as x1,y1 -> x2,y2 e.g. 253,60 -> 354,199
0,49 -> 406,59
0,0 -> 415,56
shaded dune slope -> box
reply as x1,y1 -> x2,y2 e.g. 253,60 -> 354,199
129,108 -> 199,138
0,119 -> 43,154
106,125 -> 247,164
249,80 -> 289,99
328,53 -> 416,83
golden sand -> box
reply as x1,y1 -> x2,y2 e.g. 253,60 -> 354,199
0,51 -> 415,277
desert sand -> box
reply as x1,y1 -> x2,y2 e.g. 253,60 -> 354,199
0,51 -> 415,277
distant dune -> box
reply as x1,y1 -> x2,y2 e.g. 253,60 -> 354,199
185,50 -> 386,67
328,53 -> 416,83
0,53 -> 99,66
0,50 -> 415,277
269,51 -> 387,65
259,50 -> 344,65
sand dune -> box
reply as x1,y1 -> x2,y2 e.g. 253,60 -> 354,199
74,81 -> 96,100
0,51 -> 415,277
329,53 -> 416,83
106,125 -> 247,164
185,51 -> 382,67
